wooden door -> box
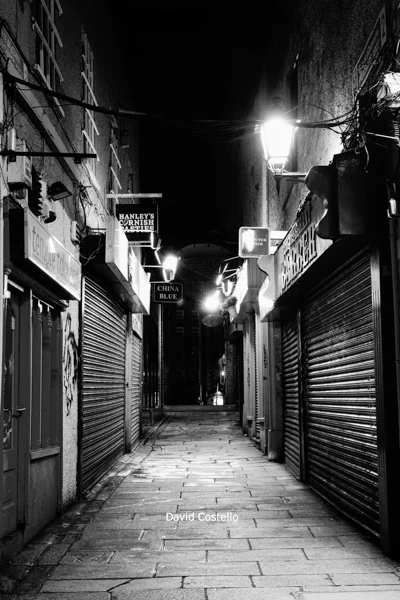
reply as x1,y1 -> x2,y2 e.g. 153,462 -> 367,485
2,289 -> 24,536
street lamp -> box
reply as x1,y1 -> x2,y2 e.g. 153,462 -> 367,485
162,254 -> 179,282
260,115 -> 307,185
203,290 -> 221,312
145,253 -> 179,282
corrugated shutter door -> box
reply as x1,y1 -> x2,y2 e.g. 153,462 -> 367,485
81,276 -> 127,492
131,333 -> 141,448
302,249 -> 378,534
281,313 -> 301,479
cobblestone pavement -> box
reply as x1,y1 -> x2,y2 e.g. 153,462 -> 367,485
1,411 -> 400,600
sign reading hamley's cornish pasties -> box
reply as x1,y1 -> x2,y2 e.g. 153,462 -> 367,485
116,204 -> 158,235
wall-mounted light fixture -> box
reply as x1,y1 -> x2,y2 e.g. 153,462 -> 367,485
145,252 -> 179,282
203,289 -> 221,312
48,181 -> 72,200
260,114 -> 307,187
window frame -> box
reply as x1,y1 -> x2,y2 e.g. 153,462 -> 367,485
32,0 -> 64,115
81,31 -> 99,180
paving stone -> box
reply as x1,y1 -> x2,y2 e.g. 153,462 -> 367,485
1,594 -> 110,600
37,544 -> 70,564
41,579 -> 129,592
208,589 -> 300,600
298,592 -> 400,600
207,549 -> 306,562
330,573 -> 400,585
231,527 -> 314,538
259,558 -> 394,575
183,575 -> 252,587
156,561 -> 260,576
10,545 -> 48,566
309,525 -> 357,536
164,539 -> 250,550
253,574 -> 333,587
60,551 -> 115,564
110,550 -> 205,562
50,563 -> 156,579
300,586 -> 400,592
112,590 -> 205,600
303,547 -> 384,559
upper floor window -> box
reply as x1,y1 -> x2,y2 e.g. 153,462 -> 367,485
32,0 -> 64,93
109,125 -> 122,192
82,31 -> 99,177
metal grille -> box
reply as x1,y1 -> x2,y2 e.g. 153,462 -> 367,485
131,333 -> 142,448
81,276 -> 126,492
302,249 -> 378,534
281,313 -> 301,479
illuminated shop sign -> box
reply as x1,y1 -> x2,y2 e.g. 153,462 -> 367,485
116,204 -> 158,236
277,196 -> 331,294
239,227 -> 270,258
24,209 -> 81,299
153,282 -> 183,303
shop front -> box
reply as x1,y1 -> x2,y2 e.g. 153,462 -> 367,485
80,217 -> 150,492
1,202 -> 81,556
235,258 -> 265,447
259,192 -> 399,553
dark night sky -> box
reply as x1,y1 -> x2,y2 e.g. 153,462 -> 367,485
111,1 -> 294,251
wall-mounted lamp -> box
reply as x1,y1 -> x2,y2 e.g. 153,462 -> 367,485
203,289 -> 221,312
260,115 -> 307,187
162,254 -> 179,282
145,252 -> 179,282
48,181 -> 72,200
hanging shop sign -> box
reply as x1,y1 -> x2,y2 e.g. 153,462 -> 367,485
153,282 -> 183,303
116,204 -> 158,236
239,227 -> 270,258
104,217 -> 150,314
24,209 -> 81,299
276,196 -> 331,295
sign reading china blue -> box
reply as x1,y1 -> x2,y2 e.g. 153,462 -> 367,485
153,282 -> 183,303
116,204 -> 158,238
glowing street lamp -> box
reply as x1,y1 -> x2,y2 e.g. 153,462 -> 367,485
260,116 -> 297,174
203,290 -> 221,312
162,254 -> 179,282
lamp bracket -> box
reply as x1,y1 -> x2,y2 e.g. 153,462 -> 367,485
274,172 -> 307,182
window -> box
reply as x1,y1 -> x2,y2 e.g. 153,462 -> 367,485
82,31 -> 99,177
33,0 -> 63,93
109,125 -> 122,192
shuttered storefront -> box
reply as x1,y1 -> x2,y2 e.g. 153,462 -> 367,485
131,332 -> 142,448
281,313 -> 301,479
81,275 -> 127,492
302,249 -> 378,534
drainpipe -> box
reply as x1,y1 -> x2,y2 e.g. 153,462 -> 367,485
388,202 -> 400,444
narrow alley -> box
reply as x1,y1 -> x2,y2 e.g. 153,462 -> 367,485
1,411 -> 400,600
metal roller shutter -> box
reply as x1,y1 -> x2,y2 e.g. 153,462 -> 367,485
81,276 -> 127,492
282,313 -> 301,479
302,249 -> 378,534
131,333 -> 142,448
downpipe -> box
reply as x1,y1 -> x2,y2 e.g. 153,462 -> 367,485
387,197 -> 400,446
